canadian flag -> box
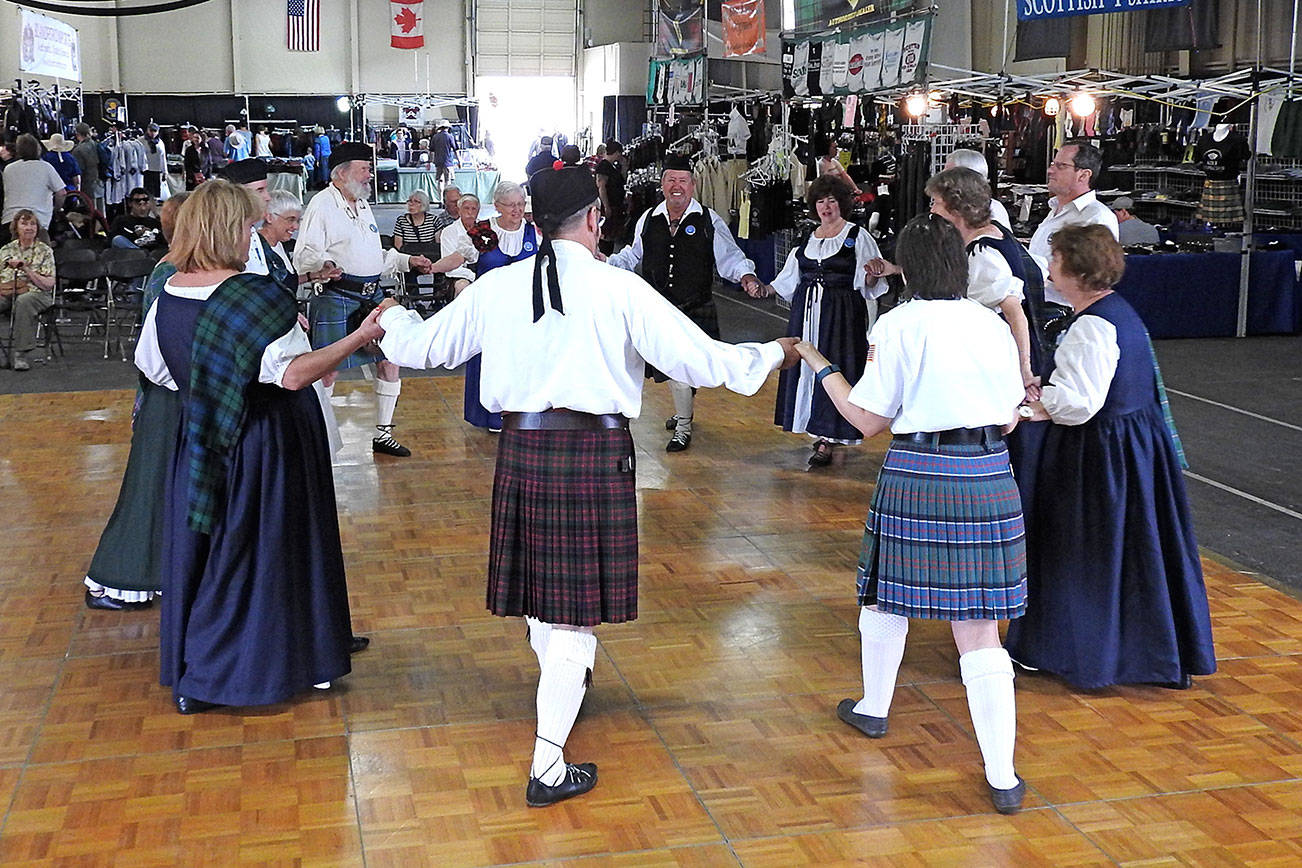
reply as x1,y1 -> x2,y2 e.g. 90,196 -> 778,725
390,0 -> 424,49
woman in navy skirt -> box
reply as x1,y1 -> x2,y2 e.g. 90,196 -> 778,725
794,214 -> 1030,814
762,174 -> 888,467
134,181 -> 386,714
1005,225 -> 1215,689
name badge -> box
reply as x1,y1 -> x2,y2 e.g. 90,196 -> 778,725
524,241 -> 535,252
843,236 -> 855,249
369,224 -> 378,233
684,225 -> 697,235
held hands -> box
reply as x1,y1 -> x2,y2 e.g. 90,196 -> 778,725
311,264 -> 343,283
775,337 -> 801,370
354,305 -> 387,345
794,339 -> 830,372
740,274 -> 765,297
408,255 -> 434,274
865,258 -> 901,279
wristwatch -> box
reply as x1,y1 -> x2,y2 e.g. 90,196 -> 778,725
1018,404 -> 1035,420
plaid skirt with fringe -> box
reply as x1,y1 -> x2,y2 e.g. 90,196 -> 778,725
856,440 -> 1027,620
487,428 -> 638,626
1196,179 -> 1244,225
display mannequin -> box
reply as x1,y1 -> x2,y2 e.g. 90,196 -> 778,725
1194,123 -> 1249,226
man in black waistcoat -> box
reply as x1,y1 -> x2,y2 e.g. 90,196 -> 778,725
606,155 -> 764,451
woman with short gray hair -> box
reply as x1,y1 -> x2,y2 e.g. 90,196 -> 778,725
392,188 -> 436,251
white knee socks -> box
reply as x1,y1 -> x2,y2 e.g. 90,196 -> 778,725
668,380 -> 694,432
960,647 -> 1019,790
853,606 -> 909,718
374,377 -> 401,428
526,616 -> 551,668
532,626 -> 596,786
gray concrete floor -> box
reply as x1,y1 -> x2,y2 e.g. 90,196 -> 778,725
3,285 -> 1297,591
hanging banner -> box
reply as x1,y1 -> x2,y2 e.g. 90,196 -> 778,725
647,56 -> 706,106
1017,0 -> 1190,22
793,0 -> 916,34
781,14 -> 931,99
656,0 -> 705,57
722,0 -> 766,58
390,0 -> 425,49
19,9 -> 81,81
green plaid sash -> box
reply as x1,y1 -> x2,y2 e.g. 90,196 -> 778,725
1144,331 -> 1188,470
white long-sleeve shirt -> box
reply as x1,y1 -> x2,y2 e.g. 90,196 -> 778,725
1039,315 -> 1119,426
770,223 -> 888,303
1028,190 -> 1119,305
607,199 -> 756,285
379,239 -> 784,418
293,184 -> 410,277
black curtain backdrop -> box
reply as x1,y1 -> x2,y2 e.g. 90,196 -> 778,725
1144,0 -> 1221,52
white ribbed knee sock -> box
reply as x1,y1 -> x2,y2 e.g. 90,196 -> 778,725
531,627 -> 596,786
374,378 -> 401,427
853,606 -> 908,718
526,616 -> 551,668
668,381 -> 694,431
960,647 -> 1019,790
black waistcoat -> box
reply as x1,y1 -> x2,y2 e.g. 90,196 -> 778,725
640,207 -> 715,311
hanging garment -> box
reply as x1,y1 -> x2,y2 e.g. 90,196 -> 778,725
880,25 -> 905,89
792,41 -> 810,97
819,39 -> 836,95
848,33 -> 869,92
831,39 -> 851,90
1257,93 -> 1285,155
722,0 -> 766,57
898,19 -> 926,86
806,41 -> 824,97
863,30 -> 885,92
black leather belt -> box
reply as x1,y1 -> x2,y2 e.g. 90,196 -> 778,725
325,278 -> 380,299
894,425 -> 1004,447
501,409 -> 629,431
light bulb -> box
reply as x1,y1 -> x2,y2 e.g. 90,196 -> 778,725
336,96 -> 352,113
1070,92 -> 1096,117
1044,97 -> 1061,117
904,92 -> 929,118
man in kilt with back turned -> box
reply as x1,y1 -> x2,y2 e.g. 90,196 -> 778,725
374,165 -> 798,807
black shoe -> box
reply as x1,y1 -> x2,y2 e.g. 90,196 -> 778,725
84,589 -> 153,612
349,635 -> 370,654
808,440 -> 834,467
836,698 -> 888,738
372,425 -> 412,457
175,695 -> 221,715
989,775 -> 1026,815
1153,674 -> 1193,690
666,429 -> 691,452
525,762 -> 598,807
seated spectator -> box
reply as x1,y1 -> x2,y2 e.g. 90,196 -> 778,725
2,134 -> 66,236
109,187 -> 166,252
0,209 -> 56,371
392,189 -> 438,251
42,133 -> 81,192
1110,197 -> 1161,246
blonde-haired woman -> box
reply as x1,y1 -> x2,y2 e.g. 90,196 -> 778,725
135,180 -> 382,714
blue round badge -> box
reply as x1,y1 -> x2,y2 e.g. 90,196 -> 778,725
369,224 -> 378,233
524,241 -> 535,252
843,236 -> 855,248
684,225 -> 697,236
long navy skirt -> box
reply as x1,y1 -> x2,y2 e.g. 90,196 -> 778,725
463,354 -> 502,430
774,282 -> 868,443
1004,404 -> 1216,688
160,384 -> 353,707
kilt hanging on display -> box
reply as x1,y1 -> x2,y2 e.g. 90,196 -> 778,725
856,440 -> 1027,621
488,427 -> 639,626
1195,178 -> 1244,225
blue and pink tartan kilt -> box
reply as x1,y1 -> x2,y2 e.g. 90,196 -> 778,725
307,282 -> 385,368
488,428 -> 639,626
857,440 -> 1027,621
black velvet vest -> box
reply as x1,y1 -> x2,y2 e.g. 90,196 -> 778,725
640,207 -> 715,310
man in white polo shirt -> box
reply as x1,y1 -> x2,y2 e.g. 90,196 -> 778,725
1028,140 -> 1119,308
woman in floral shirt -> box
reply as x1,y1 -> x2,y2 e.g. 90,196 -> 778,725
0,209 -> 55,371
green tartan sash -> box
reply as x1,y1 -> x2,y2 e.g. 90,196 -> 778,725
185,273 -> 298,534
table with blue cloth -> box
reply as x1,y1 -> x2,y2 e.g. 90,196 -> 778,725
1114,250 -> 1302,337
377,168 -> 501,204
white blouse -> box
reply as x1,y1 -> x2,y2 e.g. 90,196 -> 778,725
454,217 -> 530,267
847,298 -> 1023,434
1039,315 -> 1120,426
135,279 -> 310,391
770,222 -> 888,302
966,238 -> 1025,312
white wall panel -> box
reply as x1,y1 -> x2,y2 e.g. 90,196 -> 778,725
476,0 -> 578,77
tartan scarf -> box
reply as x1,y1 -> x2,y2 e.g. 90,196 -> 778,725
142,260 -> 178,315
185,273 -> 298,534
1144,330 -> 1189,470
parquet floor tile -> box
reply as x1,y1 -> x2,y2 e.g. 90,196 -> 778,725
2,380 -> 1302,865
28,651 -> 345,764
599,602 -> 863,706
648,692 -> 1044,838
350,711 -> 721,865
1058,782 -> 1302,866
729,811 -> 1112,866
0,735 -> 360,866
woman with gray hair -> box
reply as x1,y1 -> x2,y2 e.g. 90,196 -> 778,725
453,179 -> 537,430
392,189 -> 438,251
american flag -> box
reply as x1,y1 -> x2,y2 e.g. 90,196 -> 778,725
287,0 -> 320,52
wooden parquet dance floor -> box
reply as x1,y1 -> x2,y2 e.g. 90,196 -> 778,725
2,374 -> 1301,866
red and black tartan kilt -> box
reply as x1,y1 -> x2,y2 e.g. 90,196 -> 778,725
487,428 -> 638,626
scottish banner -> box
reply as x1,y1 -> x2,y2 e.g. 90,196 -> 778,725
1017,0 -> 1190,22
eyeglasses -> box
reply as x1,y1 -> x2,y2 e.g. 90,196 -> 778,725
1049,160 -> 1080,171
130,197 -> 151,203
